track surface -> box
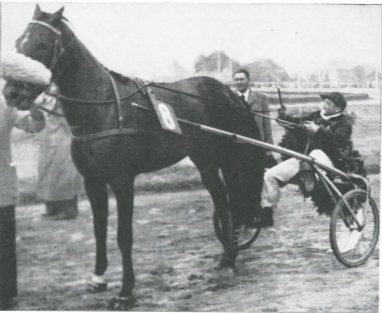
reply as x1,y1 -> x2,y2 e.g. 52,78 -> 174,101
14,176 -> 379,311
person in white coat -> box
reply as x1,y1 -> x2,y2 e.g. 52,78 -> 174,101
35,85 -> 83,219
0,93 -> 45,309
1,51 -> 50,309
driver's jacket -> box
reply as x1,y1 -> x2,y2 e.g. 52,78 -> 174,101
279,110 -> 353,169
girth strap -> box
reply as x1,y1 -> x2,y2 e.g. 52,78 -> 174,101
72,72 -> 128,141
72,128 -> 147,142
71,77 -> 158,142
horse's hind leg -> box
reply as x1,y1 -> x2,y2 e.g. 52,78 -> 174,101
190,156 -> 237,269
83,174 -> 109,292
108,175 -> 136,310
221,143 -> 264,240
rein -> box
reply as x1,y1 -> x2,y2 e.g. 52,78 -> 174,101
45,81 -> 212,105
37,105 -> 65,117
30,20 -> 213,106
24,19 -> 308,144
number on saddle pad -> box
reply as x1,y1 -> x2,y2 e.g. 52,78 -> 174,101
152,99 -> 182,134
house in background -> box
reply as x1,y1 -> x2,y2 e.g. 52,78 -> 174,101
320,61 -> 356,87
364,66 -> 381,88
319,61 -> 381,88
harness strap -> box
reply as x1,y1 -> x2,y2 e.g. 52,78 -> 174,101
29,20 -> 62,35
72,128 -> 148,142
71,77 -> 154,142
134,78 -> 149,97
108,74 -> 123,128
37,105 -> 65,117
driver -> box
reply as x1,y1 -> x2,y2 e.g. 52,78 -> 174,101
253,92 -> 352,228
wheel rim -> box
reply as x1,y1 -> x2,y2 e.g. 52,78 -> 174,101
235,224 -> 261,249
214,211 -> 261,250
333,192 -> 379,265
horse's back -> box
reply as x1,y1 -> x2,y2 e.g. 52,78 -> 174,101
154,76 -> 257,138
164,76 -> 248,110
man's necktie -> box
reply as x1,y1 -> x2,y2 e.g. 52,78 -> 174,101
240,95 -> 246,102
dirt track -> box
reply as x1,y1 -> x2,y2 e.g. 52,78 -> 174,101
14,175 -> 379,311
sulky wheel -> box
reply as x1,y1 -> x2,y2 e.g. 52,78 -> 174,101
213,210 -> 261,250
330,189 -> 379,267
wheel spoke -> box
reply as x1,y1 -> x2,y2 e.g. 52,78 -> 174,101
330,190 -> 379,267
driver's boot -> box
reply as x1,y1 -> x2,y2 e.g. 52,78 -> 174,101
250,207 -> 273,228
300,161 -> 316,192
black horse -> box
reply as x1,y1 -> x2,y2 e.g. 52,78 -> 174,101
3,6 -> 265,310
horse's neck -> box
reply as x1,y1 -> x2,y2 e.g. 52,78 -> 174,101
56,37 -> 111,98
55,37 -> 118,134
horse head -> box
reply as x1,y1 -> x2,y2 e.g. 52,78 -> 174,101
3,5 -> 68,110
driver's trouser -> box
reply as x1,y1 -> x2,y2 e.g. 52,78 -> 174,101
261,149 -> 334,211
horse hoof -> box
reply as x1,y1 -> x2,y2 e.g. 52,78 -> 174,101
108,296 -> 136,311
87,281 -> 107,293
214,256 -> 235,271
87,274 -> 107,293
214,264 -> 236,275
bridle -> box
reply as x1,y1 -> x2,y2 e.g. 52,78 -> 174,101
25,19 -> 128,129
28,20 -> 68,73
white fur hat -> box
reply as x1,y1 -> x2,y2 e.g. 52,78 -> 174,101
1,53 -> 52,85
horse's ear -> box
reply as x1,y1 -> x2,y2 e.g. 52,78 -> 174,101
33,4 -> 42,19
54,7 -> 65,17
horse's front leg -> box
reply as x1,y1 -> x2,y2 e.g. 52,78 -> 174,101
84,175 -> 109,292
108,175 -> 136,310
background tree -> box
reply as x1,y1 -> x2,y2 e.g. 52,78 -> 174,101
309,73 -> 319,82
243,59 -> 290,82
194,51 -> 240,73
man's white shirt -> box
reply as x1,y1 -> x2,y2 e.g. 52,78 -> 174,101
236,89 -> 250,102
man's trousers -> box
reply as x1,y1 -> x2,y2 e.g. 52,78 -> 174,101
261,149 -> 334,210
0,205 -> 17,309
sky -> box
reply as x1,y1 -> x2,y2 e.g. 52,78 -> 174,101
2,3 -> 381,80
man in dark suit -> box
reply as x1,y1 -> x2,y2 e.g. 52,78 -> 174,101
233,69 -> 276,165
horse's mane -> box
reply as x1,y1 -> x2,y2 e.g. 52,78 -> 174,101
102,66 -> 166,86
57,17 -> 132,87
103,67 -> 133,85
57,15 -> 165,87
